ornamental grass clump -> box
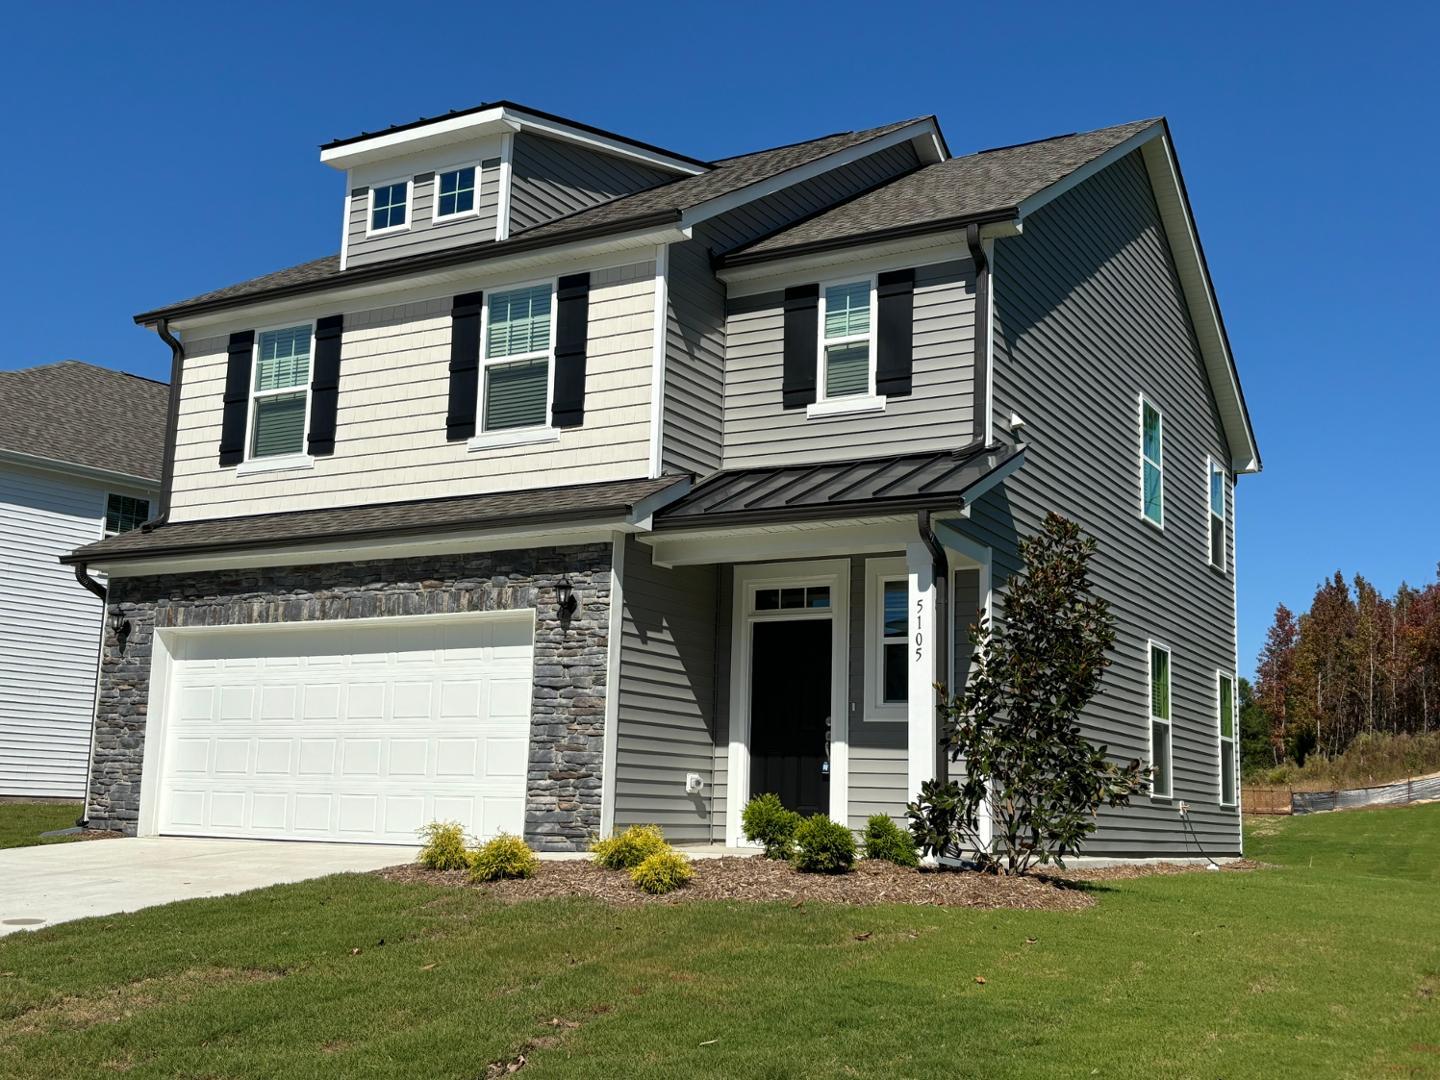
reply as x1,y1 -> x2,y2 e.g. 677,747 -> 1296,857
469,833 -> 539,882
741,793 -> 801,859
416,821 -> 470,871
591,824 -> 668,869
629,848 -> 695,895
862,813 -> 920,868
791,814 -> 856,874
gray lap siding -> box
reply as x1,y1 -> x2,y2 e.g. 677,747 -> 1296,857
978,148 -> 1240,857
88,546 -> 613,851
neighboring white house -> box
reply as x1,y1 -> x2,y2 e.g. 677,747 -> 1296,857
1,361 -> 166,797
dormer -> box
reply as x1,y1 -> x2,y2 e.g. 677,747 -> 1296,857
323,101 -> 709,270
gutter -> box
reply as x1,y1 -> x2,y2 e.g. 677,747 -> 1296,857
144,318 -> 184,531
717,208 -> 1016,269
964,222 -> 991,445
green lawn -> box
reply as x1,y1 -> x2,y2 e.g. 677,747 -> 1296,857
2,807 -> 1438,1079
0,802 -> 84,850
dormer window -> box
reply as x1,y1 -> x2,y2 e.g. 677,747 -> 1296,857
435,166 -> 477,221
369,181 -> 409,233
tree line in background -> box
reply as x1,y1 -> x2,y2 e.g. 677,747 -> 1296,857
1243,567 -> 1440,774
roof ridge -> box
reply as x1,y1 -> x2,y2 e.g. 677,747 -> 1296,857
972,117 -> 1162,157
711,116 -> 928,164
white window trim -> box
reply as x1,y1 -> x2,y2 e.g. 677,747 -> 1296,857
862,557 -> 910,722
1207,455 -> 1227,572
366,178 -> 412,237
1147,639 -> 1173,800
103,492 -> 151,537
1138,393 -> 1164,530
431,161 -> 483,225
466,277 -> 558,452
241,320 -> 316,471
1217,670 -> 1238,807
814,274 -> 878,407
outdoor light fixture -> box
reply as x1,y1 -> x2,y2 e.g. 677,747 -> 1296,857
556,576 -> 578,618
109,609 -> 131,649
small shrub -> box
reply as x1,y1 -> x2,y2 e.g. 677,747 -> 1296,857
592,824 -> 668,870
630,848 -> 695,895
791,814 -> 856,874
863,813 -> 919,868
469,833 -> 539,882
417,821 -> 470,871
742,793 -> 801,859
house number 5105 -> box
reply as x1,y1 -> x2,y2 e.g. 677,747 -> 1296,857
914,596 -> 925,661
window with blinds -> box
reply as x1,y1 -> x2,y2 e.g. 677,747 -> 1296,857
820,280 -> 872,399
1149,643 -> 1173,798
250,325 -> 311,458
482,285 -> 552,431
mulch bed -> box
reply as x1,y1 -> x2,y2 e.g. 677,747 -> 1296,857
384,856 -> 1099,910
1046,859 -> 1264,883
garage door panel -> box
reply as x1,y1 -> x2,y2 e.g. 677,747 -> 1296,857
158,615 -> 534,844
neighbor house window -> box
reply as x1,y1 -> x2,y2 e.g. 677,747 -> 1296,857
863,558 -> 909,720
435,166 -> 476,220
1208,459 -> 1227,570
1218,672 -> 1237,806
1140,397 -> 1163,527
370,181 -> 409,232
481,284 -> 553,432
250,325 -> 311,459
1149,643 -> 1173,798
105,493 -> 150,535
819,279 -> 874,400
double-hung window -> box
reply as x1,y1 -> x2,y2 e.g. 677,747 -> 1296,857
105,493 -> 150,535
864,558 -> 909,719
249,325 -> 312,460
818,279 -> 875,402
1218,672 -> 1237,806
1140,396 -> 1164,527
480,284 -> 553,434
435,166 -> 476,220
1208,458 -> 1227,570
369,181 -> 409,233
1148,642 -> 1173,798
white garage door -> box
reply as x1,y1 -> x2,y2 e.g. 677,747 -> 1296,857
156,614 -> 534,844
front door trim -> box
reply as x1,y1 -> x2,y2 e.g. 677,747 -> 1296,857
726,559 -> 850,847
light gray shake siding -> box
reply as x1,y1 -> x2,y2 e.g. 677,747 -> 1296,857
507,134 -> 677,234
660,142 -> 923,475
962,149 -> 1240,856
345,160 -> 502,268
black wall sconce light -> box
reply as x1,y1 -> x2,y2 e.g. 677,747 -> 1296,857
556,576 -> 578,618
110,609 -> 131,650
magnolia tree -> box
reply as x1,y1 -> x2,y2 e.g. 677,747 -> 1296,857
907,512 -> 1148,875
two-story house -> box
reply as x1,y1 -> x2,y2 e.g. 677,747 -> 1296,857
67,102 -> 1258,857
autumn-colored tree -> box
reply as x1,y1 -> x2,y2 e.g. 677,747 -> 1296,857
1255,604 -> 1299,764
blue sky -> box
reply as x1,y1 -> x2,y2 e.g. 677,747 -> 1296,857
2,1 -> 1436,675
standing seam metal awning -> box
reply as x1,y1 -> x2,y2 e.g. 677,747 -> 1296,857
653,443 -> 1022,529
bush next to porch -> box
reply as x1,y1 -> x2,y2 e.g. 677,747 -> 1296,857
862,814 -> 919,867
469,834 -> 539,882
591,824 -> 668,870
741,793 -> 801,859
791,814 -> 856,874
629,849 -> 695,894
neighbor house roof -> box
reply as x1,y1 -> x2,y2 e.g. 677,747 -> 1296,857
722,118 -> 1162,264
654,443 -> 1022,529
0,361 -> 168,484
65,475 -> 688,566
134,118 -> 933,325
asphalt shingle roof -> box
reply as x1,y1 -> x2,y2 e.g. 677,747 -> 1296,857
726,119 -> 1161,261
0,361 -> 168,482
65,475 -> 686,564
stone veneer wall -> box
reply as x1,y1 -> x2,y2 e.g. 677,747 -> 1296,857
89,544 -> 612,851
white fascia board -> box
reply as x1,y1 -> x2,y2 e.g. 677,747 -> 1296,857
502,108 -> 707,176
167,223 -> 692,337
678,119 -> 942,231
1013,123 -> 1165,223
641,515 -> 920,568
0,447 -> 158,492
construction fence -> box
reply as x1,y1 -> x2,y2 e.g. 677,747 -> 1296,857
1243,771 -> 1440,816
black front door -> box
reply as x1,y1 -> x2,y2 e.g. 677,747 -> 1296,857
749,619 -> 831,817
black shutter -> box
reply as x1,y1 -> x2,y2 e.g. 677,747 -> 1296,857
218,330 -> 254,466
782,283 -> 819,409
875,268 -> 915,398
307,314 -> 344,456
551,272 -> 590,429
445,291 -> 483,441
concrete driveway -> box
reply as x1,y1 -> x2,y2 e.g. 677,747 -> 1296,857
0,836 -> 418,936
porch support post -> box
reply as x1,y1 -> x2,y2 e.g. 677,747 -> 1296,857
905,541 -> 939,801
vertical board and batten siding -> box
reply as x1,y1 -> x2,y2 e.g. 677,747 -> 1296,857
612,537 -> 719,843
345,162 -> 501,268
167,260 -> 656,520
962,148 -> 1240,856
508,134 -> 676,235
722,259 -> 976,469
660,142 -> 924,476
0,464 -> 149,796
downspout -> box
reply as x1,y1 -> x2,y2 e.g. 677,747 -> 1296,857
965,223 -> 991,446
916,509 -> 949,782
144,317 -> 185,531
